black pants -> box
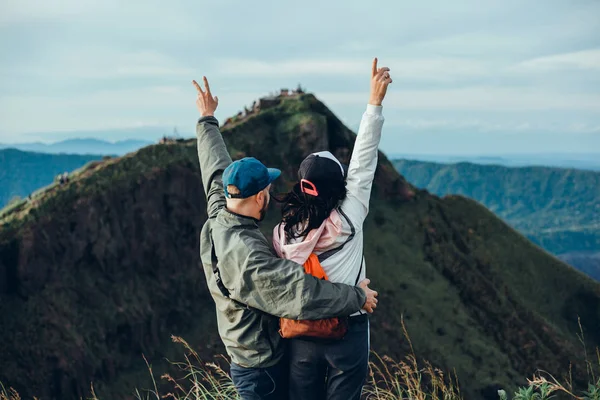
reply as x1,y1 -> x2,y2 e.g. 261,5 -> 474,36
230,358 -> 289,400
289,314 -> 370,400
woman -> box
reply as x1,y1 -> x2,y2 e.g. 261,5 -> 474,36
272,58 -> 392,400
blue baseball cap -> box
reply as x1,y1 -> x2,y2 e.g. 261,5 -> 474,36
223,157 -> 281,199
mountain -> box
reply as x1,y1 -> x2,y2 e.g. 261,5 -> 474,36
0,148 -> 106,208
559,252 -> 600,282
389,153 -> 600,171
392,159 -> 600,280
0,138 -> 153,155
1,94 -> 599,400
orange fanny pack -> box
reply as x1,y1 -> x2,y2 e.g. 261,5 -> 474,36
279,253 -> 349,340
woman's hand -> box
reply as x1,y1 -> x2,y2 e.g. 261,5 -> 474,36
193,76 -> 219,117
369,58 -> 392,106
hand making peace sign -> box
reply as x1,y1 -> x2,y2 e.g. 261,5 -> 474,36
192,76 -> 219,117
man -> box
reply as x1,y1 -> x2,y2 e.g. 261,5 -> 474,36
193,76 -> 378,400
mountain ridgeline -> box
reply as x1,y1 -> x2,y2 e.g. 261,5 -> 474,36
0,138 -> 153,156
1,94 -> 599,399
393,159 -> 600,280
0,148 -> 105,208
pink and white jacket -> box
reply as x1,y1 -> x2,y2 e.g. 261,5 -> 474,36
273,104 -> 384,314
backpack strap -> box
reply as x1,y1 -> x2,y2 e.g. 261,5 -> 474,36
317,207 -> 364,285
317,207 -> 356,263
316,208 -> 365,304
354,254 -> 367,316
210,237 -> 230,298
209,232 -> 251,310
355,255 -> 364,286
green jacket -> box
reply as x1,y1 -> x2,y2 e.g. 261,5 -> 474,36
196,116 -> 367,368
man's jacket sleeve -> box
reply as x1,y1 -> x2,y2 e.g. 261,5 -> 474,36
228,241 -> 367,320
196,116 -> 232,218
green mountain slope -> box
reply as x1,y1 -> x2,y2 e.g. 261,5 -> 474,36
393,159 -> 600,256
1,94 -> 599,400
559,252 -> 600,281
0,148 -> 105,207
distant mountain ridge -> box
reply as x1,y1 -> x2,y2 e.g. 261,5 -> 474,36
0,138 -> 153,155
393,158 -> 600,279
0,148 -> 105,208
560,252 -> 600,281
389,153 -> 600,171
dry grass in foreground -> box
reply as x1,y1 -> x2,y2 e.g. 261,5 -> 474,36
2,321 -> 599,400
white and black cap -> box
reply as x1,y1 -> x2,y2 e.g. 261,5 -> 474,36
298,151 -> 348,197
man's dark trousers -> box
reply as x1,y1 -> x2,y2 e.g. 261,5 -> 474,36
230,357 -> 289,400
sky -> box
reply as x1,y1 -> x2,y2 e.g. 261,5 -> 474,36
0,0 -> 599,154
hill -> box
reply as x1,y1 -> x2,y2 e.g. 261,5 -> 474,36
1,94 -> 599,400
392,159 -> 600,280
0,138 -> 153,156
388,153 -> 600,171
0,148 -> 106,208
559,252 -> 600,282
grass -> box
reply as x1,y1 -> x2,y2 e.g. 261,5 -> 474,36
363,321 -> 463,400
92,330 -> 466,400
2,351 -> 596,400
3,322 -> 598,400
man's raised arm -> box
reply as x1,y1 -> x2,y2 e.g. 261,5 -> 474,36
193,77 -> 232,218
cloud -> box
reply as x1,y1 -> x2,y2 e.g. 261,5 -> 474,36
319,87 -> 600,111
2,81 -> 599,136
2,49 -> 195,80
0,0 -> 104,25
388,118 -> 600,134
217,59 -> 365,77
0,85 -> 268,135
514,49 -> 600,72
96,51 -> 192,78
102,52 -> 196,78
215,57 -> 490,83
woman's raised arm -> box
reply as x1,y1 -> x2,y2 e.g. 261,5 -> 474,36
342,58 -> 393,226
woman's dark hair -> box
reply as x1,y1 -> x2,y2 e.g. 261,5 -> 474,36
276,180 -> 347,241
